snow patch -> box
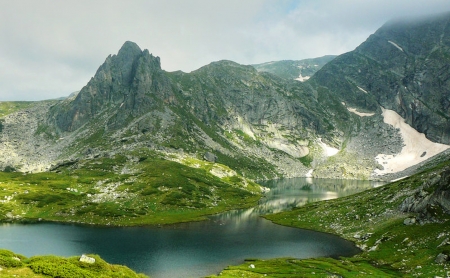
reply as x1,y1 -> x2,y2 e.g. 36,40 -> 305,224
346,107 -> 375,117
341,102 -> 374,117
295,74 -> 310,82
305,169 -> 313,178
318,138 -> 339,156
390,176 -> 408,182
374,108 -> 449,175
357,86 -> 368,94
388,41 -> 404,52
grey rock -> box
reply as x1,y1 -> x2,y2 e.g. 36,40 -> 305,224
79,254 -> 95,264
399,169 -> 450,221
403,217 -> 416,225
252,55 -> 336,80
203,152 -> 218,163
438,238 -> 449,248
435,253 -> 448,264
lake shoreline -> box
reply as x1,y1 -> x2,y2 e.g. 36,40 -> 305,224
0,177 -> 378,277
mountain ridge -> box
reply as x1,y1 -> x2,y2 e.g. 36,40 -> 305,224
1,12 -> 450,182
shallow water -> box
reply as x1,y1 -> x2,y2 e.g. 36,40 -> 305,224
0,177 -> 382,277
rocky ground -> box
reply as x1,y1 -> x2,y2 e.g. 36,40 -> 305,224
0,101 -> 61,172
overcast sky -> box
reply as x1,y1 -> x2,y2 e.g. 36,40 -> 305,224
1,0 -> 449,101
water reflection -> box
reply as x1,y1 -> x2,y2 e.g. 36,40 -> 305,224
0,177 -> 382,278
214,177 -> 382,222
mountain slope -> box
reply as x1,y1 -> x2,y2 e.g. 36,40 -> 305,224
43,43 -> 357,180
310,12 -> 450,144
252,55 -> 336,81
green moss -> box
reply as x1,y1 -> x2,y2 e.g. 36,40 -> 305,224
0,250 -> 147,277
208,257 -> 398,277
0,249 -> 26,268
299,154 -> 313,167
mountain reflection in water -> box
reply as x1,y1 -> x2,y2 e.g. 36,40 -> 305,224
216,177 -> 384,221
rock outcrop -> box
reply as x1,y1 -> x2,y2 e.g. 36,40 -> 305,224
399,168 -> 450,222
48,41 -> 174,132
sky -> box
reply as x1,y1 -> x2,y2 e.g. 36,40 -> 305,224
0,0 -> 449,101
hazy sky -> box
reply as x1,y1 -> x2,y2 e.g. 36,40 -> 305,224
1,0 -> 449,101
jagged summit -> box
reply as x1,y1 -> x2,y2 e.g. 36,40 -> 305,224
48,41 -> 167,132
117,41 -> 142,56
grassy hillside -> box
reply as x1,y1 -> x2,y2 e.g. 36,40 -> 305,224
0,151 -> 261,226
211,159 -> 450,277
0,101 -> 37,118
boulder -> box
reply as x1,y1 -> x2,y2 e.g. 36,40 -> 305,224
435,253 -> 448,264
403,217 -> 416,225
79,254 -> 96,264
203,152 -> 218,163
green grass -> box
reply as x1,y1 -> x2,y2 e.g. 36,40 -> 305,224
0,101 -> 36,118
0,155 -> 261,226
208,257 -> 398,277
0,249 -> 147,277
212,160 -> 450,277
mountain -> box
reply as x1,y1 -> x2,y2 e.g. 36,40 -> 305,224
1,12 -> 450,183
44,43 -> 341,179
310,12 -> 450,144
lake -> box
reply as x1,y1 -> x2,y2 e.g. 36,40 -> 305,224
0,177 -> 383,277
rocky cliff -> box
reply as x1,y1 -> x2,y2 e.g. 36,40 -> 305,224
48,41 -> 174,132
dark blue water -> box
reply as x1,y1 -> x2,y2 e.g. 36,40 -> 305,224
0,178 -> 382,277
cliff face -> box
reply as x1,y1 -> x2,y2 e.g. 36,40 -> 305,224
169,60 -> 335,138
49,41 -> 174,132
311,12 -> 450,144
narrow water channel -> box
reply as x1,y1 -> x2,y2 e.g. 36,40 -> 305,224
0,178 -> 383,277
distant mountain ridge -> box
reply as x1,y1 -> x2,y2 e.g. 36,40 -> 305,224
252,55 -> 336,81
1,12 -> 450,181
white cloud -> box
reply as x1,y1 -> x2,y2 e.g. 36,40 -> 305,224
0,0 -> 448,100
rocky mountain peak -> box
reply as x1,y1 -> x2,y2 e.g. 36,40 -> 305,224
48,41 -> 168,132
117,41 -> 142,57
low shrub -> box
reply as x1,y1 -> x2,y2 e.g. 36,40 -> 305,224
0,249 -> 25,268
